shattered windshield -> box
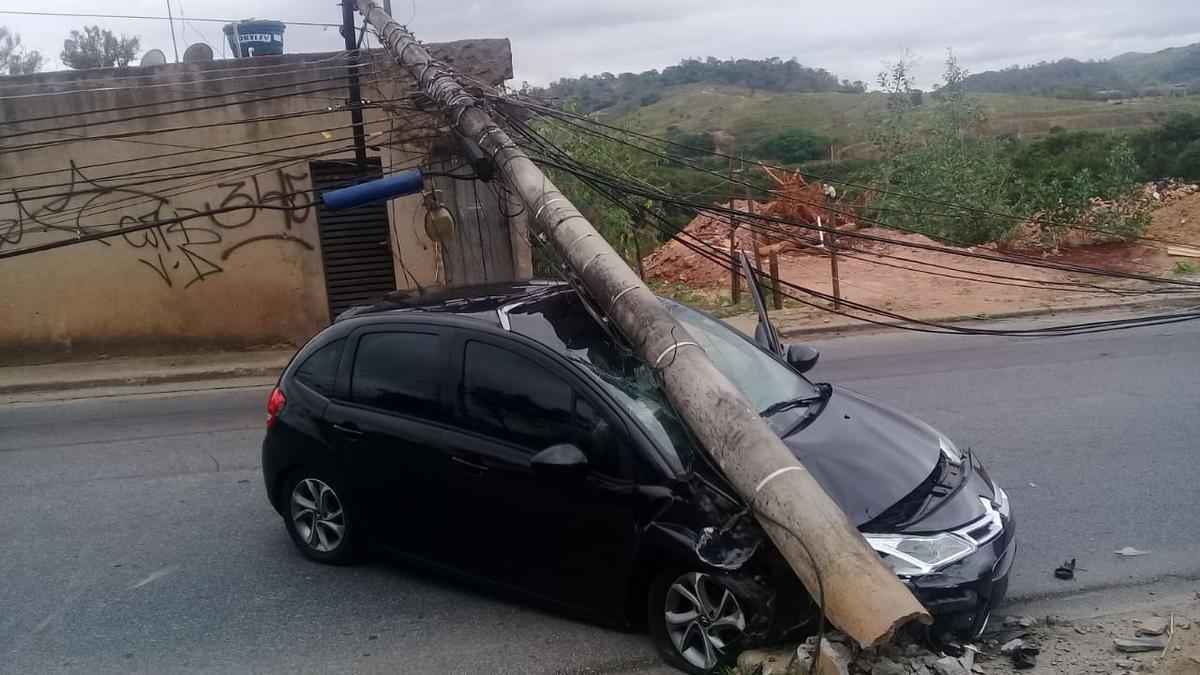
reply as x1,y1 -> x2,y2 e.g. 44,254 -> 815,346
506,292 -> 695,470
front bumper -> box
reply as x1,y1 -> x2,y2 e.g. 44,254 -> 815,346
906,515 -> 1016,638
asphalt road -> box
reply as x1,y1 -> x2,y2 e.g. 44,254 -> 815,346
2,310 -> 1198,674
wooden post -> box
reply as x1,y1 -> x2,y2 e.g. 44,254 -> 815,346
632,227 -> 645,280
769,249 -> 783,310
822,216 -> 842,310
357,0 -> 930,647
728,158 -> 741,304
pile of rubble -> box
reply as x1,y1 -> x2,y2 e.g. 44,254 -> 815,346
1145,180 -> 1200,205
735,630 -> 980,675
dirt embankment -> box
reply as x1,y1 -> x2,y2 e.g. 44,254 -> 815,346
645,186 -> 1200,324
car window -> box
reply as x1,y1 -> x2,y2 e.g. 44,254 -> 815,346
294,338 -> 344,397
507,293 -> 695,472
350,332 -> 447,420
461,340 -> 621,476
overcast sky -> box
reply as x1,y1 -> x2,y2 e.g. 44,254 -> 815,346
4,1 -> 1200,88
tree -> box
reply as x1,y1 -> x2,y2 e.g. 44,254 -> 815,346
61,26 -> 140,70
867,52 -> 1017,244
1,26 -> 43,76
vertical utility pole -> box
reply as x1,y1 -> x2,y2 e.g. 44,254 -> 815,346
165,0 -> 180,62
341,0 -> 369,169
632,225 -> 645,280
821,216 -> 842,310
355,0 -> 930,646
728,156 -> 740,304
769,250 -> 783,310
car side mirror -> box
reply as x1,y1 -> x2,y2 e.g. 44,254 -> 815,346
531,443 -> 589,482
784,343 -> 820,373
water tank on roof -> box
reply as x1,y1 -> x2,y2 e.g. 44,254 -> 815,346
222,19 -> 286,58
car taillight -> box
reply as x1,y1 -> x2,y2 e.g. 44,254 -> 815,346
266,386 -> 286,428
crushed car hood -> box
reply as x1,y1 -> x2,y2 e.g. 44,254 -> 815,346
778,386 -> 942,526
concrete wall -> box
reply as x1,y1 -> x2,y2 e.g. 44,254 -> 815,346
0,43 -> 518,362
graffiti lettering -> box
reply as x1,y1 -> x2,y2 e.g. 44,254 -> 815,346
0,162 -> 314,289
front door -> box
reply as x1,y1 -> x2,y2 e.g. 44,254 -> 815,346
440,332 -> 639,617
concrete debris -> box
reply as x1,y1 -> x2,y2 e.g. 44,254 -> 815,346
1114,636 -> 1169,652
1134,617 -> 1169,636
736,646 -> 802,675
868,660 -> 908,675
931,655 -> 968,675
1010,643 -> 1040,670
1113,546 -> 1150,557
817,638 -> 854,675
735,631 -> 977,675
1004,616 -> 1037,628
1000,638 -> 1028,654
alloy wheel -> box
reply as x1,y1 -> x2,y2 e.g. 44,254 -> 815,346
290,478 -> 346,553
664,572 -> 746,670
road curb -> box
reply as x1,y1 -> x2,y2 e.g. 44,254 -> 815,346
778,295 -> 1200,340
0,364 -> 285,396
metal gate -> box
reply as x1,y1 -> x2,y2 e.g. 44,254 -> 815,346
310,159 -> 397,319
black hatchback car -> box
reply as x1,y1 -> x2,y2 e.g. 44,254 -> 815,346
262,280 -> 1015,674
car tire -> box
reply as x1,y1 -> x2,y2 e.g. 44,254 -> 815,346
648,569 -> 750,674
280,468 -> 361,565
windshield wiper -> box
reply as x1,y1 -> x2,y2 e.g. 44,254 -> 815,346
758,382 -> 832,418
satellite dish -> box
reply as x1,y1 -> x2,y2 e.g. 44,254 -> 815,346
182,42 -> 214,63
140,49 -> 167,66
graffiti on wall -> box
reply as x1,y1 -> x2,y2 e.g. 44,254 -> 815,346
0,162 -> 315,288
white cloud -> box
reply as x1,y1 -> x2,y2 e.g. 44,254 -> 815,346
3,0 -> 1199,88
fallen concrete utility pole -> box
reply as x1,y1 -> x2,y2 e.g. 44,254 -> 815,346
355,0 -> 930,647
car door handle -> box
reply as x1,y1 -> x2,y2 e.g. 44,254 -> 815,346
450,455 -> 488,473
332,423 -> 363,439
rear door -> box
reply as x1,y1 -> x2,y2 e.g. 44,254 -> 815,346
323,325 -> 456,557
437,331 -> 640,617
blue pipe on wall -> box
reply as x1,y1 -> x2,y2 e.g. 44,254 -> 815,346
321,168 -> 424,210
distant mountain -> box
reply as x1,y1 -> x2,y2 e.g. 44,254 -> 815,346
531,56 -> 866,115
962,43 -> 1200,99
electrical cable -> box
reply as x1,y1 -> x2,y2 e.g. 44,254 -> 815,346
0,110 -> 428,188
527,150 -> 1200,290
0,76 -> 389,141
0,95 -> 425,156
0,51 -> 359,97
500,110 -> 1200,336
497,105 -> 1196,298
14,137 -> 436,236
495,94 -> 1200,250
0,114 -> 413,198
0,9 -> 340,27
0,60 -> 369,104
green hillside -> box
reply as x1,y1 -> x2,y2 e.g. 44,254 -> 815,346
615,84 -> 1200,151
962,43 -> 1200,99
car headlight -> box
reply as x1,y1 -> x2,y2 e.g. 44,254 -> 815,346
863,532 -> 977,576
938,433 -> 964,466
992,484 -> 1010,518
